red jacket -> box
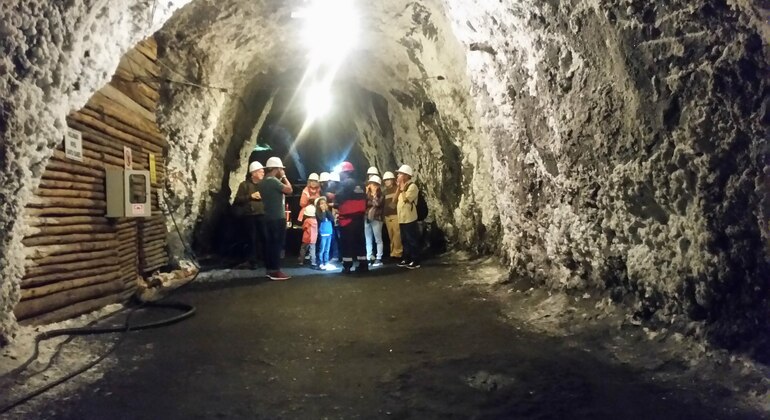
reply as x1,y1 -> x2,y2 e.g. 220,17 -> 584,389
302,217 -> 318,244
335,178 -> 366,227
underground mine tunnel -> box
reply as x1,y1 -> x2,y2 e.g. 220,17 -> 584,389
0,0 -> 769,418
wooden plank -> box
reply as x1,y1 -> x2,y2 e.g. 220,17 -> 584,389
26,196 -> 106,210
97,84 -> 157,123
109,76 -> 158,113
79,107 -> 165,147
25,207 -> 104,217
68,116 -> 161,155
23,232 -> 114,247
26,240 -> 118,259
41,170 -> 102,185
22,264 -> 120,288
15,279 -> 124,321
26,249 -> 118,267
20,293 -> 124,326
22,269 -> 120,299
37,179 -> 105,193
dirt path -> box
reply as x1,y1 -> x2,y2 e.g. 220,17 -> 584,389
19,261 -> 765,419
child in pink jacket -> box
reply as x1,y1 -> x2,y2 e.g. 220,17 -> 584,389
298,204 -> 319,269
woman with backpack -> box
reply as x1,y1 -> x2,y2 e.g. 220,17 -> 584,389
396,165 -> 421,269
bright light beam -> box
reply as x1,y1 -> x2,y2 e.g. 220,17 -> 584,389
301,0 -> 360,66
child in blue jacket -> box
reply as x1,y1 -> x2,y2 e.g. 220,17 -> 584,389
315,197 -> 335,270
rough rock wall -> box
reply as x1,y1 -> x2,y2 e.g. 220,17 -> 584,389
155,0 -> 301,258
443,0 -> 770,349
155,0 -> 480,256
0,0 -> 190,343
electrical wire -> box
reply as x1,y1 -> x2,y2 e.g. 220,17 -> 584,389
0,191 -> 202,415
0,301 -> 195,415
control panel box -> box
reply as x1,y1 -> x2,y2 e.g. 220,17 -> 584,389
105,168 -> 152,218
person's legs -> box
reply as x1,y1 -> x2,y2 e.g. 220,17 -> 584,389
340,223 -> 354,272
352,217 -> 368,272
372,219 -> 384,261
364,219 -> 374,260
330,228 -> 340,261
254,215 -> 265,266
320,235 -> 331,266
402,221 -> 421,266
246,215 -> 259,266
399,223 -> 412,265
386,216 -> 403,259
298,243 -> 308,264
264,219 -> 287,274
263,219 -> 278,271
309,243 -> 317,266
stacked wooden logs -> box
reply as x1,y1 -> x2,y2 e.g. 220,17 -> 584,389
16,37 -> 170,325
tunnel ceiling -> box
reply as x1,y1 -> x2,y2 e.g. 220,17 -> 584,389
1,0 -> 769,355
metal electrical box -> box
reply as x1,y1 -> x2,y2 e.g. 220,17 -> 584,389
105,168 -> 152,218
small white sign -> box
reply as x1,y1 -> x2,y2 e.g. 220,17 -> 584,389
131,203 -> 145,216
64,128 -> 83,162
124,146 -> 133,169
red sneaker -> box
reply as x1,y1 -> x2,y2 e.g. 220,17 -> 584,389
268,271 -> 291,281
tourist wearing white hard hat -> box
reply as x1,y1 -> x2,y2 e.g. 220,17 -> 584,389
364,175 -> 385,266
232,160 -> 266,269
381,171 -> 403,261
366,166 -> 380,181
297,172 -> 321,226
258,157 -> 293,280
298,204 -> 320,269
396,164 -> 421,269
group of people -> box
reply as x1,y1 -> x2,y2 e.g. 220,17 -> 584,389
234,158 -> 422,281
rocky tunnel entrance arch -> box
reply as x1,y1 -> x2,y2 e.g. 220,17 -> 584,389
0,0 -> 767,358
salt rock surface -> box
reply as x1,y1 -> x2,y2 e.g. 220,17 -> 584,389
0,0 -> 767,354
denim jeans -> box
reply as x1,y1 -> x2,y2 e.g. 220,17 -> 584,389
364,219 -> 384,260
318,234 -> 332,266
263,218 -> 286,271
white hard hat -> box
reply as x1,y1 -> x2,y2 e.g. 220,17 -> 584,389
303,204 -> 316,217
248,161 -> 263,172
382,171 -> 395,180
397,164 -> 414,177
368,175 -> 382,185
308,173 -> 319,182
319,172 -> 330,182
329,172 -> 340,182
367,166 -> 379,175
265,157 -> 285,169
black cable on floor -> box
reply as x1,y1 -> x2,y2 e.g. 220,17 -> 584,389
0,301 -> 195,415
1,191 -> 202,415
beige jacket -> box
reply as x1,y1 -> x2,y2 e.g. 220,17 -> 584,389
396,181 -> 419,224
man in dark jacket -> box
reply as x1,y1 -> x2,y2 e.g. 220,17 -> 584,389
334,162 -> 368,274
233,160 -> 265,269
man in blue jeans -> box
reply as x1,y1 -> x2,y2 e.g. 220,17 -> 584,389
396,164 -> 421,269
259,157 -> 293,281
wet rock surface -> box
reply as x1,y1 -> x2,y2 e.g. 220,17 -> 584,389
18,260 -> 767,419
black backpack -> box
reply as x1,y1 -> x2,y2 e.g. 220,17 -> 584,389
414,183 -> 429,221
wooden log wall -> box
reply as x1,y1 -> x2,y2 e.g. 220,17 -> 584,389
16,38 -> 170,325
